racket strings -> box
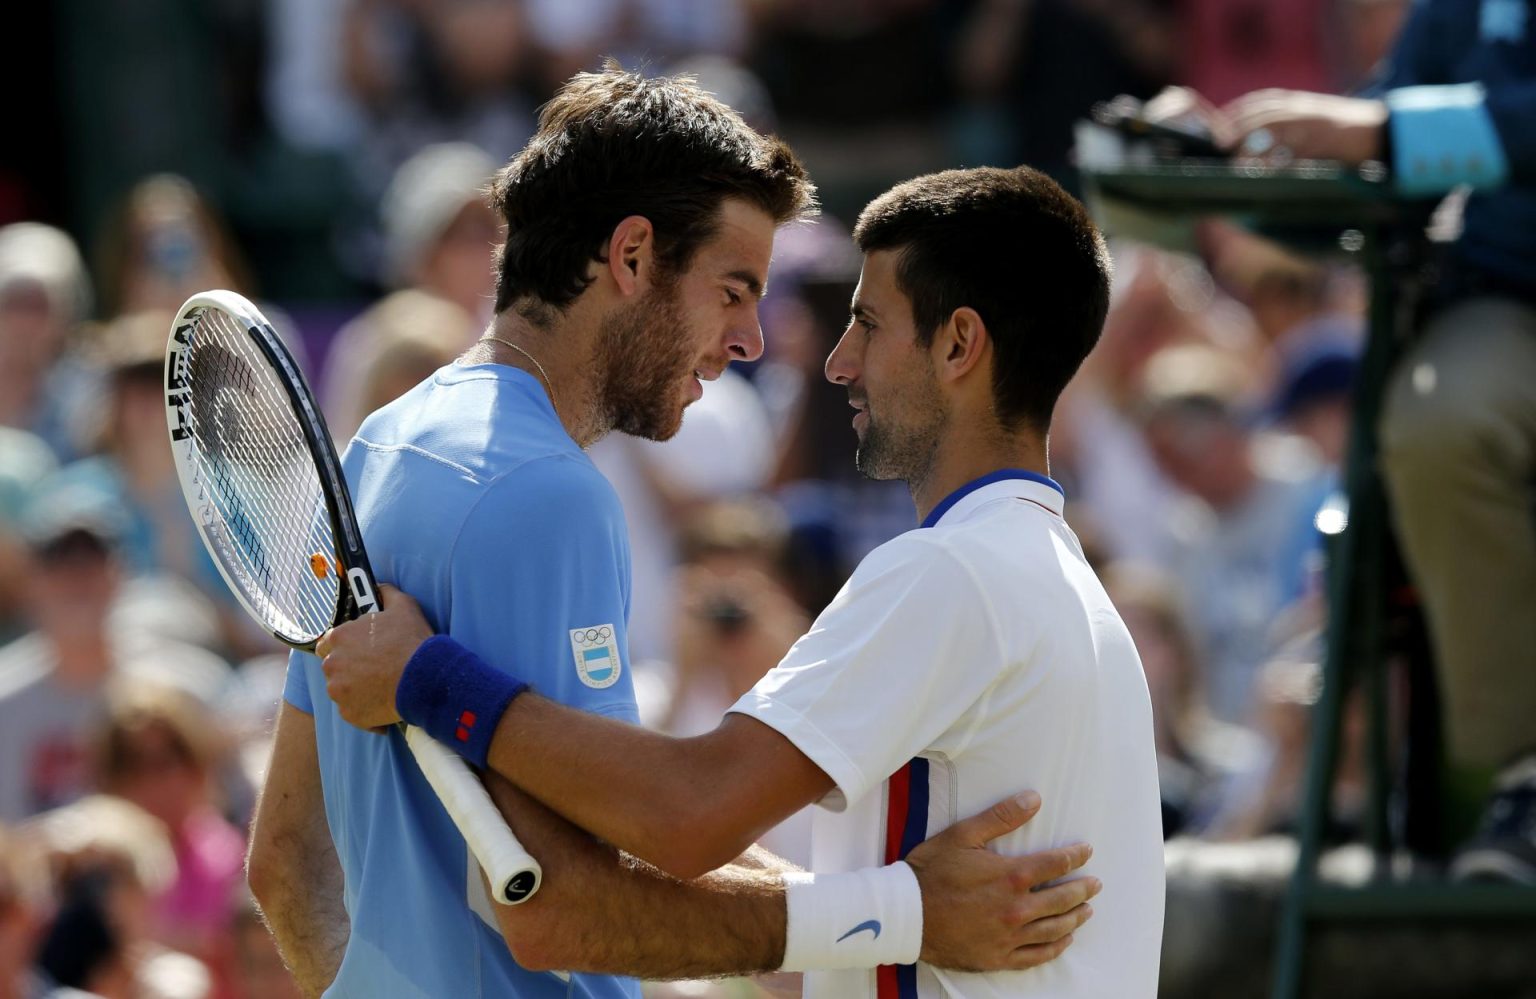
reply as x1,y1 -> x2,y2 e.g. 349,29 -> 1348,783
179,308 -> 338,643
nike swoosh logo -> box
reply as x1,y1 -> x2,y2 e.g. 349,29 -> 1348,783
836,919 -> 882,943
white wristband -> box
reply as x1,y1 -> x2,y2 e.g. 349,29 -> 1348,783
779,862 -> 923,972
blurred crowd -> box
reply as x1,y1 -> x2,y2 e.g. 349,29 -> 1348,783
0,1 -> 1420,997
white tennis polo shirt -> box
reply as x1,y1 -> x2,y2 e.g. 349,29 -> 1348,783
730,471 -> 1165,998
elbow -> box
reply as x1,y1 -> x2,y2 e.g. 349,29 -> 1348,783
503,932 -> 562,973
644,799 -> 756,880
245,835 -> 280,910
497,904 -> 581,973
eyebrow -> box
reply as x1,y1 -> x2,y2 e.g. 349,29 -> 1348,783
850,301 -> 880,321
726,270 -> 767,300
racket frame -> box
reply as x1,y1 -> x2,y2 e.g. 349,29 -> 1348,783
164,290 -> 377,648
164,291 -> 540,904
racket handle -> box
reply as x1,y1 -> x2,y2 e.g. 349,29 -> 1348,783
404,724 -> 543,905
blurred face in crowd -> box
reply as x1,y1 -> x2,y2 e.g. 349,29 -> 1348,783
0,281 -> 66,379
826,248 -> 947,482
111,365 -> 174,465
1143,403 -> 1250,509
120,198 -> 228,315
107,721 -> 205,830
28,532 -> 121,640
600,198 -> 773,441
416,199 -> 504,316
0,854 -> 42,986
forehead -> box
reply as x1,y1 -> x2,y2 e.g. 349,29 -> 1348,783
688,197 -> 777,276
852,248 -> 907,311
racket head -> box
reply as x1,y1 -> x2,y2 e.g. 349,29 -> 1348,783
164,290 -> 364,649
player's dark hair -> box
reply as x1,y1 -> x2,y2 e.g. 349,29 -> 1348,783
853,166 -> 1111,432
491,64 -> 817,323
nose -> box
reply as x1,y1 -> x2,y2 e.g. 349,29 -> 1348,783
824,323 -> 859,385
726,307 -> 764,363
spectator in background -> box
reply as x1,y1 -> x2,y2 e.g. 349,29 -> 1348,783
1102,562 -> 1260,839
1157,0 -> 1536,880
1178,0 -> 1338,106
322,143 -> 497,442
334,290 -> 470,440
0,823 -> 53,999
950,0 -> 1173,189
94,176 -> 254,322
0,428 -> 57,647
0,223 -> 99,464
1270,339 -> 1358,469
1053,248 -> 1231,565
0,480 -> 230,823
338,0 -> 537,209
526,0 -> 751,93
93,688 -> 244,991
1137,343 -> 1329,728
29,795 -> 209,999
37,313 -> 241,658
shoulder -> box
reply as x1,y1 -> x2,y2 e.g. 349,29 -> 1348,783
446,453 -> 627,574
838,530 -> 995,613
475,452 -> 622,527
0,638 -> 50,704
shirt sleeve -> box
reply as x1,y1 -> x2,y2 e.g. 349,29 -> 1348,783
283,649 -> 314,714
728,535 -> 1008,809
445,454 -> 638,722
1373,0 -> 1536,196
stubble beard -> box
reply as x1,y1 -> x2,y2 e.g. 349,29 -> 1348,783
596,281 -> 695,442
854,372 -> 946,486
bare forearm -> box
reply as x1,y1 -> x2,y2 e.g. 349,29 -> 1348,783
486,772 -> 787,978
246,704 -> 349,998
252,857 -> 349,998
486,694 -> 757,875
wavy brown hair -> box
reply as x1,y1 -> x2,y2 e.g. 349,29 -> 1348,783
490,63 -> 816,325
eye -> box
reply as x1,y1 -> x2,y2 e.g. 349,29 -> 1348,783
725,288 -> 742,306
857,318 -> 876,334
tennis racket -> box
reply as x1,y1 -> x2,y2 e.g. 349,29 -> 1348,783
163,289 -> 542,904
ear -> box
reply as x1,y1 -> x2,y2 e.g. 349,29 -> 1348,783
606,215 -> 656,298
933,306 -> 989,384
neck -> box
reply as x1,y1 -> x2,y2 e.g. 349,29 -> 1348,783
49,628 -> 112,687
910,421 -> 1050,525
466,309 -> 609,447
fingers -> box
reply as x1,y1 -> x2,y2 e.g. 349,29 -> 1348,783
941,791 -> 1043,848
1010,842 -> 1093,890
315,617 -> 361,660
1006,933 -> 1076,971
1022,874 -> 1101,916
1015,901 -> 1095,947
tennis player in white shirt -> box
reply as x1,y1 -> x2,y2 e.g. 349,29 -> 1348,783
320,164 -> 1165,997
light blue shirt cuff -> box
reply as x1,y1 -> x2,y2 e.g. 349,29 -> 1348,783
1388,83 -> 1510,197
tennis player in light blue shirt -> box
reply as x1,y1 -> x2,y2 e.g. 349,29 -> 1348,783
284,363 -> 639,998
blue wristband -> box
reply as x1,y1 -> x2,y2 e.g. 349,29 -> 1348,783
396,635 -> 527,769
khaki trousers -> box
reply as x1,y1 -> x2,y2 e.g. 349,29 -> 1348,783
1379,297 -> 1536,769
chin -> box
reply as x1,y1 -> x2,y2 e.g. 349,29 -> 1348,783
617,398 -> 687,442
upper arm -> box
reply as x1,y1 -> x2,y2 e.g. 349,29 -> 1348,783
682,713 -> 835,864
248,701 -> 335,891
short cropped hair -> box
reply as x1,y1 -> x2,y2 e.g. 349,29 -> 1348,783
492,64 -> 816,321
853,166 -> 1111,432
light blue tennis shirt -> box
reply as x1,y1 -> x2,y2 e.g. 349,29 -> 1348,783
284,362 -> 641,999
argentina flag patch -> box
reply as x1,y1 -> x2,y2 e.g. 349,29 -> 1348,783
570,624 -> 621,689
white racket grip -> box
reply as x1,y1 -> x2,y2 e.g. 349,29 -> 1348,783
404,724 -> 543,905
